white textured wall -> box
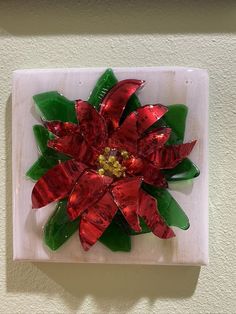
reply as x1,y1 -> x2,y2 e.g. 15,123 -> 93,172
0,1 -> 236,313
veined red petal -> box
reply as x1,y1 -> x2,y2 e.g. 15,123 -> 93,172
142,161 -> 168,188
124,156 -> 144,175
100,79 -> 144,134
138,190 -> 175,239
149,140 -> 197,169
44,121 -> 79,137
67,171 -> 113,220
138,128 -> 171,157
108,112 -> 138,154
48,132 -> 99,166
76,100 -> 108,149
124,157 -> 167,188
111,177 -> 142,232
137,104 -> 168,133
32,160 -> 87,209
79,192 -> 118,251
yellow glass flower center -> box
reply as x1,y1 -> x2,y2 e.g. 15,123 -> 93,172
97,147 -> 129,178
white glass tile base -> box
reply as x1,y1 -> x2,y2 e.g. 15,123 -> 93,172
12,67 -> 208,265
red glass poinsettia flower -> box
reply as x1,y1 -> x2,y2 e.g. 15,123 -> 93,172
32,79 -> 196,250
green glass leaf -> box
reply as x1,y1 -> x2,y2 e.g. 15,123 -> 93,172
108,210 -> 150,236
99,212 -> 131,252
26,155 -> 58,181
88,68 -> 141,123
44,199 -> 80,251
142,182 -> 190,230
120,94 -> 141,123
33,125 -> 54,155
148,104 -> 188,145
163,104 -> 188,144
164,158 -> 200,181
33,91 -> 77,123
148,104 -> 199,180
128,217 -> 151,236
44,200 -> 131,252
33,125 -> 69,161
88,68 -> 118,110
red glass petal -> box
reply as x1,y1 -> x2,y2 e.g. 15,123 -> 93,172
79,192 -> 118,251
108,112 -> 139,154
76,100 -> 108,149
111,177 -> 142,232
138,190 -> 175,239
138,127 -> 171,157
124,156 -> 144,175
44,121 -> 79,137
32,160 -> 87,209
124,157 -> 167,188
142,161 -> 168,188
100,79 -> 144,134
67,171 -> 113,220
137,104 -> 168,133
149,140 -> 197,169
48,132 -> 99,166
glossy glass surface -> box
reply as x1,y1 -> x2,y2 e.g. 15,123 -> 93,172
88,68 -> 118,109
88,68 -> 142,123
26,155 -> 58,181
33,125 -> 55,156
99,211 -> 131,252
45,200 -> 132,252
44,199 -> 80,251
142,182 -> 190,230
128,217 -> 150,235
27,125 -> 69,180
34,91 -> 77,123
120,94 -> 141,123
163,104 -> 188,144
30,69 -> 200,252
33,125 -> 69,160
149,104 -> 200,181
164,158 -> 200,181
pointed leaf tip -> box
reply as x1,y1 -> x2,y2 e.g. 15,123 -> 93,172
33,91 -> 77,123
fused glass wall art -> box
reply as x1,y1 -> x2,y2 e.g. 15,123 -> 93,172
12,67 -> 208,265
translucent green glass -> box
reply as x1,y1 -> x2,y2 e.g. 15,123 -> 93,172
88,68 -> 142,122
26,155 -> 58,181
44,199 -> 80,251
149,104 -> 188,145
142,182 -> 190,230
27,125 -> 69,180
44,199 -> 132,252
30,69 -> 199,253
161,104 -> 200,180
128,217 -> 151,235
109,210 -> 150,236
164,158 -> 200,181
33,125 -> 69,160
99,213 -> 131,252
120,94 -> 141,123
33,125 -> 55,156
163,104 -> 188,144
88,68 -> 118,109
33,91 -> 77,123
148,104 -> 200,181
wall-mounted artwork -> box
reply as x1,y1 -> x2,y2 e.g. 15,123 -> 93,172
12,67 -> 208,265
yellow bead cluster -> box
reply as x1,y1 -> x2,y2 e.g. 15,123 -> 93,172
121,150 -> 129,159
97,147 -> 129,178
